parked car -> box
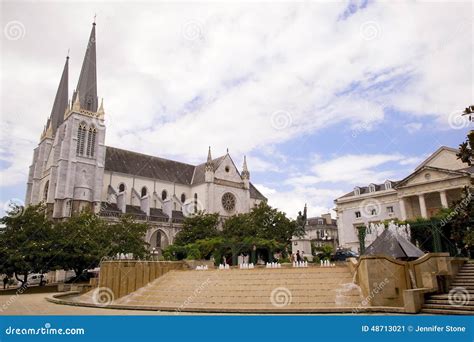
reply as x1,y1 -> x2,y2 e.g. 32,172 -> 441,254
332,250 -> 359,261
25,273 -> 47,286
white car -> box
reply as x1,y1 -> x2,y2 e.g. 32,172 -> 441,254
26,273 -> 47,286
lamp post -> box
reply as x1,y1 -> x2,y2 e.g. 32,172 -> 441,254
151,247 -> 159,261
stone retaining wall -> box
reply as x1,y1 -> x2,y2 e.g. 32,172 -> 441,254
354,253 -> 467,312
99,261 -> 185,299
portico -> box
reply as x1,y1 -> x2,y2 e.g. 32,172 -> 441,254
398,188 -> 464,220
395,163 -> 471,220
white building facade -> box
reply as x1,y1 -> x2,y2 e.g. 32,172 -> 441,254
335,146 -> 473,253
25,23 -> 266,255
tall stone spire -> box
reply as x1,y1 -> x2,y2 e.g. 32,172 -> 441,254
72,22 -> 98,112
205,146 -> 213,172
241,155 -> 250,180
49,56 -> 69,135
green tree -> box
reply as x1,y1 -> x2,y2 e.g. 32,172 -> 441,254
107,215 -> 149,258
173,212 -> 220,246
0,203 -> 54,285
457,130 -> 474,166
54,211 -> 108,277
222,213 -> 255,239
249,202 -> 299,243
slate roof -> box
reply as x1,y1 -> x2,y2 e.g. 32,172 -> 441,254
72,23 -> 98,112
105,146 -> 195,184
104,146 -> 267,200
150,208 -> 168,219
49,57 -> 69,134
249,183 -> 266,201
338,181 -> 399,199
191,156 -> 226,185
364,228 -> 424,259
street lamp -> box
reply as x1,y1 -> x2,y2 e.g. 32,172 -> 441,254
151,247 -> 159,261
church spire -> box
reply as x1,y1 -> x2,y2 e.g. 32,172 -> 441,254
205,146 -> 213,172
241,155 -> 250,180
48,56 -> 69,135
72,21 -> 98,112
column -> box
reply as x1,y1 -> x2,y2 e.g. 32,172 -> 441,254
418,194 -> 428,219
439,190 -> 448,208
398,198 -> 407,221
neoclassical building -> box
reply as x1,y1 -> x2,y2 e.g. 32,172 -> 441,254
335,146 -> 473,252
25,22 -> 266,255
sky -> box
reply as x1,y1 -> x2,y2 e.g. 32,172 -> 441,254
0,0 -> 472,218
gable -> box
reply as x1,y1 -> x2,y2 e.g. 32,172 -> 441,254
415,146 -> 465,171
396,166 -> 468,188
214,154 -> 243,183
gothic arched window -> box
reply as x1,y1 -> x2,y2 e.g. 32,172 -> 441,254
181,193 -> 186,203
76,123 -> 87,156
43,181 -> 49,202
86,126 -> 97,157
194,193 -> 198,213
161,190 -> 167,201
141,186 -> 147,197
118,183 -> 125,193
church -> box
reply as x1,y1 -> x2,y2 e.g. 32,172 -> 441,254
25,22 -> 266,255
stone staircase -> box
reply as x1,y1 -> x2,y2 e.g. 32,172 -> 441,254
421,262 -> 474,315
114,266 -> 364,313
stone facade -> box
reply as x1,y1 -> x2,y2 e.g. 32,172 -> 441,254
292,213 -> 338,259
335,146 -> 473,252
25,23 -> 266,256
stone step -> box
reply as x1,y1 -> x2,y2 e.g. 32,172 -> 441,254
115,266 -> 363,311
424,302 -> 474,310
421,308 -> 474,315
431,291 -> 474,299
449,286 -> 474,291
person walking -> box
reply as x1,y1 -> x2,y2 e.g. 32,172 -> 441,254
296,250 -> 301,262
3,276 -> 9,290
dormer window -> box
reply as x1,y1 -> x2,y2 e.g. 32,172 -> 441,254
354,187 -> 361,196
368,184 -> 376,193
385,181 -> 392,190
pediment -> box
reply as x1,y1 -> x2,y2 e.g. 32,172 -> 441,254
396,166 -> 468,188
415,146 -> 465,171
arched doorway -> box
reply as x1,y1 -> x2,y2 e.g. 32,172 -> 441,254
149,229 -> 170,258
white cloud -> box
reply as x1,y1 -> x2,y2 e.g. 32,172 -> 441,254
404,122 -> 423,134
256,183 -> 343,219
284,153 -> 405,186
0,1 -> 471,190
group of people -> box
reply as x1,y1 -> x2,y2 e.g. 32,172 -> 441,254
290,250 -> 305,263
